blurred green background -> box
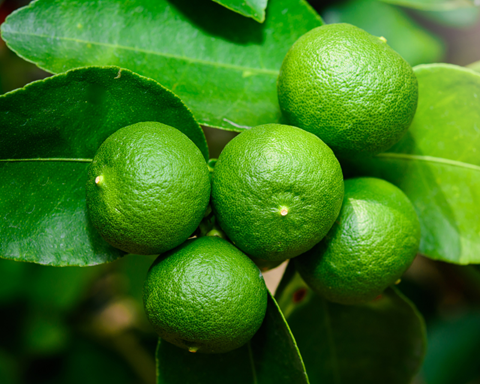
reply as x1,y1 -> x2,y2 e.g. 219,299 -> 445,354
1,0 -> 480,383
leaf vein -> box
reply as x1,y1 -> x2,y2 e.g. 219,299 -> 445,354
3,31 -> 280,76
377,153 -> 480,172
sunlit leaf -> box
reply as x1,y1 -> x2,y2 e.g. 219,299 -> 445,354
212,0 -> 268,22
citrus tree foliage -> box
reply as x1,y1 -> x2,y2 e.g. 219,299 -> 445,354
2,0 -> 322,131
0,0 -> 479,383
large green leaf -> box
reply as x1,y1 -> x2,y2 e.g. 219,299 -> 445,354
378,0 -> 478,10
156,292 -> 309,383
0,66 -> 207,266
212,0 -> 268,22
1,0 -> 323,132
322,0 -> 445,66
343,64 -> 480,265
276,267 -> 426,384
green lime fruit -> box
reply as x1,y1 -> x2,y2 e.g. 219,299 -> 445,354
143,236 -> 268,354
211,123 -> 344,262
277,23 -> 418,159
86,122 -> 210,255
295,177 -> 421,305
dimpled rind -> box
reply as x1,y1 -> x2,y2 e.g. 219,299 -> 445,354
86,122 -> 210,255
295,177 -> 421,305
143,236 -> 268,354
277,23 -> 418,159
211,123 -> 344,262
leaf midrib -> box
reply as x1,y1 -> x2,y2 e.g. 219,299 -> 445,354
3,30 -> 280,76
377,153 -> 480,172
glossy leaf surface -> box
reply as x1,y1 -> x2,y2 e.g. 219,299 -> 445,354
0,66 -> 206,266
276,268 -> 426,384
156,292 -> 309,383
2,0 -> 323,131
379,0 -> 478,10
213,0 -> 268,22
322,0 -> 444,66
344,64 -> 480,265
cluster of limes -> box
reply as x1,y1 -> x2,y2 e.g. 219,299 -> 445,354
86,23 -> 421,354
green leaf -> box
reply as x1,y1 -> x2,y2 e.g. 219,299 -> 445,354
414,7 -> 480,28
1,0 -> 323,132
378,0 -> 478,11
156,292 -> 309,383
276,267 -> 426,384
467,60 -> 480,72
0,66 -> 207,266
212,0 -> 268,23
322,0 -> 445,66
343,64 -> 480,265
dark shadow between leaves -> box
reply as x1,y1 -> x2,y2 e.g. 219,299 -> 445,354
165,0 -> 265,45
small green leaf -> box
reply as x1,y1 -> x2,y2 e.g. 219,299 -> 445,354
1,0 -> 323,131
212,0 -> 268,23
378,0 -> 478,11
467,60 -> 480,72
343,64 -> 480,265
415,7 -> 480,28
322,0 -> 445,66
0,66 -> 207,266
276,267 -> 426,384
156,292 -> 309,383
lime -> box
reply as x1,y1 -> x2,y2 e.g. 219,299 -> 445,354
86,122 -> 210,255
143,236 -> 268,354
295,177 -> 421,305
211,123 -> 344,262
277,23 -> 418,159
